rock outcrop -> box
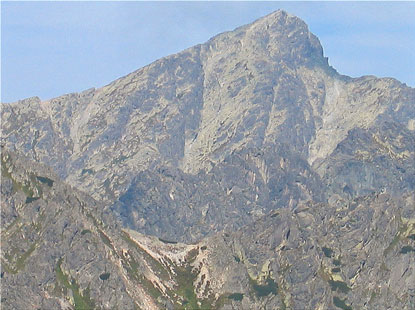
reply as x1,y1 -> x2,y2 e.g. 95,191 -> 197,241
1,9 -> 415,310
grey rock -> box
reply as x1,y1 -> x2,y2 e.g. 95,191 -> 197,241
2,9 -> 415,310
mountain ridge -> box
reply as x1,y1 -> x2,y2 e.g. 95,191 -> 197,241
2,9 -> 414,244
1,9 -> 415,309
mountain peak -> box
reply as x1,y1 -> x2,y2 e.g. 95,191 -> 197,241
204,9 -> 325,68
2,8 -> 415,310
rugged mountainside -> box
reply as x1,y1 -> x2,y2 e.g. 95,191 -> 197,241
1,9 -> 415,310
2,10 -> 414,242
2,150 -> 415,310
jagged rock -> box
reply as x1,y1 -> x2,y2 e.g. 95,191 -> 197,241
2,12 -> 413,243
2,9 -> 415,310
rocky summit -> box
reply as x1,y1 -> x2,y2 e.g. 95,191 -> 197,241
1,10 -> 415,310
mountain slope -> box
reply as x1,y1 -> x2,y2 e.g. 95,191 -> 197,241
2,149 -> 414,310
1,10 -> 415,309
2,10 -> 413,208
2,11 -> 414,244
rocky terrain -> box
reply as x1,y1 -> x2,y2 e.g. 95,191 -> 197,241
1,9 -> 415,310
2,149 -> 414,310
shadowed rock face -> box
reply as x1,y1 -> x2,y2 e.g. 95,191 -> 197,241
1,9 -> 415,309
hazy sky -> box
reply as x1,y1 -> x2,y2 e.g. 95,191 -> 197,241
2,1 -> 414,103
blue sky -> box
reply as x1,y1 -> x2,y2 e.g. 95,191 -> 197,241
2,1 -> 414,103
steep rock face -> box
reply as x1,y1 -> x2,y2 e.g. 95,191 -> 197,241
1,10 -> 414,242
2,150 -> 414,310
0,150 -> 234,310
205,192 -> 415,310
1,149 -> 142,309
113,144 -> 326,242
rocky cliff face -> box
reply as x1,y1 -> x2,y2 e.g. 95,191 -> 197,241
2,149 -> 414,310
1,9 -> 415,310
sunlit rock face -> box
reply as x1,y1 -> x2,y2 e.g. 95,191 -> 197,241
1,10 -> 415,309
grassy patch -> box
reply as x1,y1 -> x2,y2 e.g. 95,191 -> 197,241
15,242 -> 37,271
98,230 -> 113,250
174,250 -> 199,309
81,229 -> 92,235
121,231 -> 169,280
1,157 -> 43,200
333,296 -> 352,310
368,291 -> 377,304
250,277 -> 278,297
4,217 -> 20,232
384,223 -> 412,256
384,234 -> 400,256
4,242 -> 38,274
329,280 -> 351,294
55,258 -> 95,310
172,248 -> 222,309
1,259 -> 17,275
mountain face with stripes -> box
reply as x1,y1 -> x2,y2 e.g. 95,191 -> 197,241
2,10 -> 414,310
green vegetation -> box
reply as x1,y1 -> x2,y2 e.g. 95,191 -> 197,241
81,229 -> 92,235
99,272 -> 110,281
228,293 -> 244,301
384,222 -> 413,256
333,296 -> 352,310
331,267 -> 341,273
368,291 -> 377,304
15,242 -> 37,272
333,259 -> 342,266
384,234 -> 400,256
250,277 -> 278,297
322,247 -> 334,258
173,249 -> 200,309
4,242 -> 38,274
329,280 -> 351,294
399,246 -> 414,254
121,231 -> 169,280
168,248 -> 225,310
140,275 -> 162,300
1,259 -> 16,275
1,157 -> 45,205
36,176 -> 54,187
98,230 -> 113,250
55,258 -> 95,310
4,217 -> 20,232
2,157 -> 38,198
233,255 -> 241,263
